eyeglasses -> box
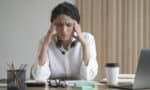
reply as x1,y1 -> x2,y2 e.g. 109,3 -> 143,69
48,79 -> 67,88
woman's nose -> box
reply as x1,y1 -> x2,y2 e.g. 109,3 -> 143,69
61,26 -> 67,33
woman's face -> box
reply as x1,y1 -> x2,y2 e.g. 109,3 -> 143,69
55,15 -> 74,41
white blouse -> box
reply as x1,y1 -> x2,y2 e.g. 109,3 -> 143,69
31,32 -> 98,80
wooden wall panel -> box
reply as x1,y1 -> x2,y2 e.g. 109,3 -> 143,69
76,0 -> 150,79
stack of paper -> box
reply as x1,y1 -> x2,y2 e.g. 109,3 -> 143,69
100,74 -> 135,83
0,79 -> 7,87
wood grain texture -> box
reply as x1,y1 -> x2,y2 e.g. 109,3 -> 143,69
76,0 -> 150,79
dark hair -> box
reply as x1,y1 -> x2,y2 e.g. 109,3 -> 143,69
51,2 -> 80,24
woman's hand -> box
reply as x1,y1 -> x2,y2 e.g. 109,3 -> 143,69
44,22 -> 57,45
38,22 -> 57,65
48,22 -> 57,37
73,21 -> 86,46
73,21 -> 89,66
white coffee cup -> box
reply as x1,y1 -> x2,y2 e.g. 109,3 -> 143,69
105,63 -> 119,86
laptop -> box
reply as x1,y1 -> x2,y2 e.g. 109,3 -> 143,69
110,48 -> 150,90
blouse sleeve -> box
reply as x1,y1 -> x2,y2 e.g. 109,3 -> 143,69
80,33 -> 98,80
31,37 -> 51,80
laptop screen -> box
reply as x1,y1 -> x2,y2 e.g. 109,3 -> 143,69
133,48 -> 150,89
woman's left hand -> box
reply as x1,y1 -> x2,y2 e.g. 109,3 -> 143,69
73,22 -> 86,46
73,21 -> 89,66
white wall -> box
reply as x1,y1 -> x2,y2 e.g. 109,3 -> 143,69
0,0 -> 75,79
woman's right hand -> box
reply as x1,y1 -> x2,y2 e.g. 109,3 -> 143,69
48,22 -> 57,38
44,22 -> 57,45
38,22 -> 57,65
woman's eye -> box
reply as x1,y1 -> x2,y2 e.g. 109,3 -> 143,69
67,23 -> 72,27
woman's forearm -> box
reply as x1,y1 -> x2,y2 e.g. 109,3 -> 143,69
38,36 -> 52,65
81,41 -> 89,66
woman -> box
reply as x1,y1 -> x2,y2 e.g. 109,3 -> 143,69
31,2 -> 98,80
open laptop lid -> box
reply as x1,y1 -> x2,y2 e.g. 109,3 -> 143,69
133,48 -> 150,89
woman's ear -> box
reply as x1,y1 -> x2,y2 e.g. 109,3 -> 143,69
54,36 -> 57,42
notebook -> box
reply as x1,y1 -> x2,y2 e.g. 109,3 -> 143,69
0,79 -> 7,87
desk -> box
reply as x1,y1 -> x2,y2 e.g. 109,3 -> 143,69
0,74 -> 136,90
0,85 -> 123,90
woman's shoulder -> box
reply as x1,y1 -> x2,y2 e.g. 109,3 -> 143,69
82,32 -> 95,41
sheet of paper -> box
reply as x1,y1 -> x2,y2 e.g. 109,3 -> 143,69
25,80 -> 46,83
119,74 -> 135,79
0,79 -> 7,87
100,74 -> 135,83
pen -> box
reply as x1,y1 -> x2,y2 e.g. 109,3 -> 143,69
11,62 -> 20,87
7,63 -> 12,70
